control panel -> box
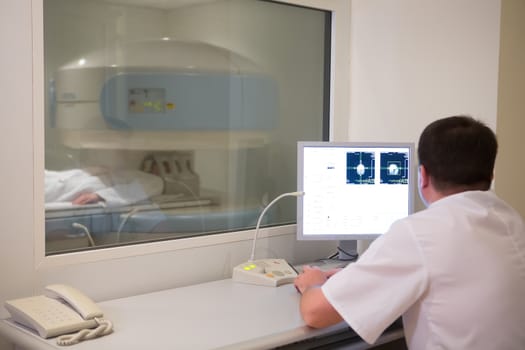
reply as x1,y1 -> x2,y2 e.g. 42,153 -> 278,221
232,259 -> 298,287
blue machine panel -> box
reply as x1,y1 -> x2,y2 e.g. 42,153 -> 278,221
100,72 -> 278,130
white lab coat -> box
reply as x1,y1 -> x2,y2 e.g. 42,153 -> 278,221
322,190 -> 525,349
45,168 -> 164,207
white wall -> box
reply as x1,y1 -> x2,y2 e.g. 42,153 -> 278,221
0,0 -> 504,348
349,0 -> 501,143
0,1 -> 35,348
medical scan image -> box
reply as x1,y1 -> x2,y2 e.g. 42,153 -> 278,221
380,152 -> 410,185
346,152 -> 375,185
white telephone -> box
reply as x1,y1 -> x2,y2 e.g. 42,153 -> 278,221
4,284 -> 113,346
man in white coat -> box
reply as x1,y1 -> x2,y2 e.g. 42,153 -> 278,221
294,115 -> 525,349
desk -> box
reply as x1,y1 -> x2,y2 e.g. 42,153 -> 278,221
0,279 -> 403,350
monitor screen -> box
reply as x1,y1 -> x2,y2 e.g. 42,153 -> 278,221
297,141 -> 415,242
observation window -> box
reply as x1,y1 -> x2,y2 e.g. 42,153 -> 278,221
43,0 -> 330,255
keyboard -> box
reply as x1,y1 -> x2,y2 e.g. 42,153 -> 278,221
294,259 -> 350,273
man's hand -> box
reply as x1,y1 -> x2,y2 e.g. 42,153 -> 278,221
294,266 -> 341,294
72,192 -> 103,205
294,265 -> 344,328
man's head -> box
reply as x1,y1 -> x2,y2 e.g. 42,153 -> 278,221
417,115 -> 498,202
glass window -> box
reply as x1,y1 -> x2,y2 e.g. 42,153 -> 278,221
43,0 -> 330,255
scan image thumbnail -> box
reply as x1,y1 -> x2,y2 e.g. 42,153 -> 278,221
346,152 -> 375,184
380,152 -> 409,184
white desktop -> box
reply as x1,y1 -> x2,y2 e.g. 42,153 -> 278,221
297,141 -> 415,259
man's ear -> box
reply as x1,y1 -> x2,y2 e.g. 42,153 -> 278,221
419,165 -> 430,188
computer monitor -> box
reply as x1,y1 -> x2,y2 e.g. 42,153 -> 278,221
297,141 -> 415,259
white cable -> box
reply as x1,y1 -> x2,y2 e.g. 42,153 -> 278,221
72,223 -> 95,247
116,207 -> 140,243
149,179 -> 206,234
170,180 -> 206,232
115,193 -> 186,243
249,191 -> 304,262
118,181 -> 205,240
56,317 -> 113,346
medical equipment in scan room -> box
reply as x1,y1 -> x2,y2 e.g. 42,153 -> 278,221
142,151 -> 201,197
51,39 -> 278,150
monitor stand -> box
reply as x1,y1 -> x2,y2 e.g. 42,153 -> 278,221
337,240 -> 359,261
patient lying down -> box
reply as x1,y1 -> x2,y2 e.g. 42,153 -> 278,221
45,167 -> 164,207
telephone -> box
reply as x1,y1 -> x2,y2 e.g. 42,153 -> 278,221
4,284 -> 113,346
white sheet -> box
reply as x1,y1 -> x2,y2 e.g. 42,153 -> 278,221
45,168 -> 164,207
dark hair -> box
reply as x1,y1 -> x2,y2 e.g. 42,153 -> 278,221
417,115 -> 498,191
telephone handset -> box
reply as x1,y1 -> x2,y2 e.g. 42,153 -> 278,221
4,284 -> 113,346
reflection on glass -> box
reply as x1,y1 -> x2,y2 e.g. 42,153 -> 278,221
44,0 -> 330,255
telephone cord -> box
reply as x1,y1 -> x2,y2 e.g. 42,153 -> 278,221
56,317 -> 113,346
